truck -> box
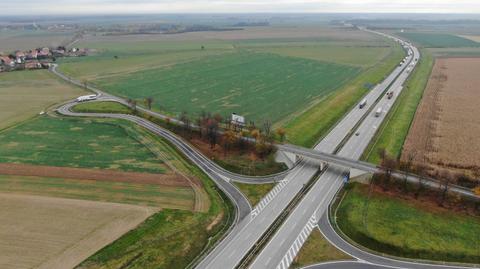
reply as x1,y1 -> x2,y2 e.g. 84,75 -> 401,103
76,94 -> 98,102
375,107 -> 382,117
359,98 -> 367,109
387,91 -> 394,99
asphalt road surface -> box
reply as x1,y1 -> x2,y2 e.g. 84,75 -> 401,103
250,31 -> 421,269
200,29 -> 417,269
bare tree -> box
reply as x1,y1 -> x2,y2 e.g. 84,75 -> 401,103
401,150 -> 417,193
263,120 -> 272,137
127,99 -> 137,113
144,97 -> 154,110
438,169 -> 453,206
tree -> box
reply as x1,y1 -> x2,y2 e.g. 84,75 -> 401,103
263,120 -> 272,137
255,140 -> 272,159
144,97 -> 154,110
276,128 -> 287,143
250,129 -> 261,144
438,170 -> 454,206
414,163 -> 428,199
206,118 -> 219,149
222,130 -> 237,156
127,99 -> 137,113
179,111 -> 191,137
473,186 -> 480,196
400,150 -> 416,193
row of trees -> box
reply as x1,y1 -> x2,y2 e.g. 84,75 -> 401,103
176,111 -> 287,159
374,148 -> 479,207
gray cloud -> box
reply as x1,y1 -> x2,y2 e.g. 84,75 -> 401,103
2,0 -> 480,15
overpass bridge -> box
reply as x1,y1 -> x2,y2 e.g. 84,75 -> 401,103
277,143 -> 479,200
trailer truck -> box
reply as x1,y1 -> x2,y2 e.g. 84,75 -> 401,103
76,94 -> 98,102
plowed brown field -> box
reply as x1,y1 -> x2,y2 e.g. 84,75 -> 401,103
0,163 -> 190,187
0,193 -> 156,269
402,58 -> 480,177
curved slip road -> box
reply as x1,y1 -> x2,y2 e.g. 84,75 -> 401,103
57,101 -> 252,222
315,212 -> 478,269
50,65 -> 292,185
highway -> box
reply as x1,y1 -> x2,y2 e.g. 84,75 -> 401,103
198,29 -> 416,269
249,30 -> 420,269
50,28 -> 477,269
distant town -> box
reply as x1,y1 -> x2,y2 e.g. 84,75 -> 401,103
0,46 -> 89,72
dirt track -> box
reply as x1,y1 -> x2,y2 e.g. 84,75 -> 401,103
402,58 -> 480,177
0,163 -> 192,187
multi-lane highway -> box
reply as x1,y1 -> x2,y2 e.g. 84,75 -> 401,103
198,29 -> 417,269
50,27 -> 477,269
249,31 -> 420,269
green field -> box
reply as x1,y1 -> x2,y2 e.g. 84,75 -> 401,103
284,42 -> 405,147
251,43 -> 391,67
0,175 -> 194,210
0,70 -> 85,130
234,182 -> 275,206
363,50 -> 434,164
336,183 -> 480,263
398,32 -> 480,48
95,51 -> 360,123
58,40 -> 232,81
78,153 -> 233,269
0,116 -> 167,173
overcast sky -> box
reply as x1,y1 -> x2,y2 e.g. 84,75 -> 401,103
4,0 -> 480,15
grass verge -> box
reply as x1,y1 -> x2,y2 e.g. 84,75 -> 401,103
72,101 -> 132,114
363,49 -> 434,164
335,183 -> 480,264
284,42 -> 405,147
291,229 -> 352,268
234,182 -> 276,206
77,125 -> 234,269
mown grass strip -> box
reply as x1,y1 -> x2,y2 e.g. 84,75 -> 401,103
335,183 -> 480,264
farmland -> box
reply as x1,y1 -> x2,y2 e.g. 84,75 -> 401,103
402,58 -> 480,177
0,29 -> 74,52
398,32 -> 480,48
96,51 -> 360,123
0,70 -> 85,130
0,193 -> 155,269
0,174 -> 194,209
336,183 -> 480,263
0,116 -> 168,174
58,26 -> 399,130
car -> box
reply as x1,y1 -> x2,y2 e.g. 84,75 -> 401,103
355,132 -> 360,136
